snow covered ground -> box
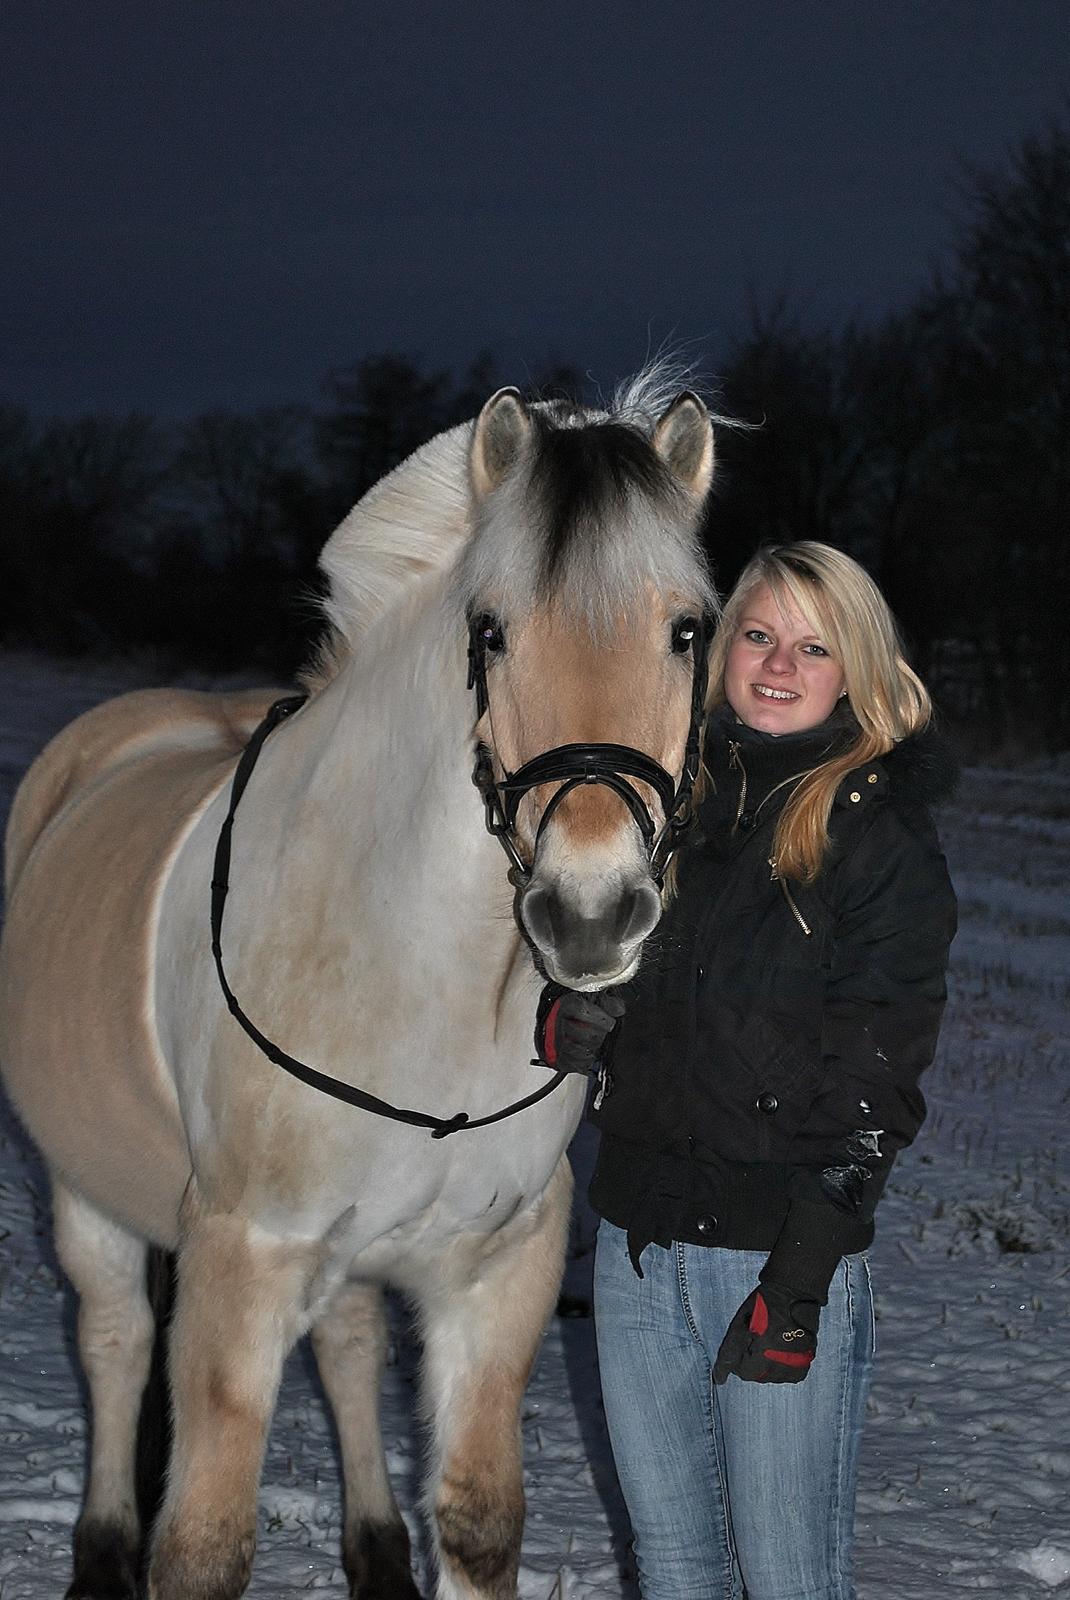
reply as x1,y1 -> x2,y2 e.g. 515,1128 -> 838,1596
0,653 -> 1067,1598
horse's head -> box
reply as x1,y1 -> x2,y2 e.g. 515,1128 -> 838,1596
459,379 -> 718,990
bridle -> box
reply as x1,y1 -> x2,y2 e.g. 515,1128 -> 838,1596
467,609 -> 713,887
210,611 -> 713,1136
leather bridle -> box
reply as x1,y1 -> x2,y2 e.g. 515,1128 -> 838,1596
209,610 -> 713,1136
466,609 -> 713,887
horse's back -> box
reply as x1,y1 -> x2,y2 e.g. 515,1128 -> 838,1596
0,684 -> 282,1245
4,685 -> 277,894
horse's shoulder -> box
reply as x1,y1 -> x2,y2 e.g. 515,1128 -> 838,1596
5,686 -> 281,894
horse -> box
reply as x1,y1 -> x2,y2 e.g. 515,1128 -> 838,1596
0,372 -> 717,1600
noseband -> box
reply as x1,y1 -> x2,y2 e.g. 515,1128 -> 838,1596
467,611 -> 713,886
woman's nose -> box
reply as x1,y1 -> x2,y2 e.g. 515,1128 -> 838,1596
764,642 -> 795,674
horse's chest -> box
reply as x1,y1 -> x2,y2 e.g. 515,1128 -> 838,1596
312,1121 -> 571,1284
350,1187 -> 527,1275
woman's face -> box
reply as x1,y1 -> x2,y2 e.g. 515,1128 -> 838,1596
724,581 -> 846,735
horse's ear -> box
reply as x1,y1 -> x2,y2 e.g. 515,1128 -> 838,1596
470,387 -> 532,500
652,392 -> 714,499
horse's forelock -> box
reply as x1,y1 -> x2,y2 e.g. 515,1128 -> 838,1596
312,370 -> 722,682
530,416 -> 680,582
458,405 -> 715,632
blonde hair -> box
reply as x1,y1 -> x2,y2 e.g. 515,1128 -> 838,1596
706,542 -> 931,882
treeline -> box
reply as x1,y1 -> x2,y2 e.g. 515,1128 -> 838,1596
2,121 -> 1067,747
0,355 -> 519,674
709,119 -> 1069,749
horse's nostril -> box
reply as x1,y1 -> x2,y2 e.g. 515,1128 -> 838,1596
616,883 -> 662,945
614,890 -> 640,942
521,884 -> 559,950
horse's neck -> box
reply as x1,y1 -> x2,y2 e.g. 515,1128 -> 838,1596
274,581 -> 499,911
342,595 -> 469,829
241,584 -> 532,1065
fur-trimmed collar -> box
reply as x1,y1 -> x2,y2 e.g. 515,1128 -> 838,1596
700,710 -> 960,825
876,724 -> 960,806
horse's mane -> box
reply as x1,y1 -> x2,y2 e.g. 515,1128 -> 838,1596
304,422 -> 472,689
304,362 -> 725,690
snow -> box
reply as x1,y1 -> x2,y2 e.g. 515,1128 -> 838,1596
0,653 -> 1067,1597
1009,1546 -> 1070,1589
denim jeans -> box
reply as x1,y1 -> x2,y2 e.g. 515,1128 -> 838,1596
594,1220 -> 874,1600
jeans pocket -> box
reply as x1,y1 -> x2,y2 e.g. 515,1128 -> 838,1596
849,1251 -> 876,1362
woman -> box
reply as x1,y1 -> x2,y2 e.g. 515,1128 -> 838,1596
538,542 -> 957,1600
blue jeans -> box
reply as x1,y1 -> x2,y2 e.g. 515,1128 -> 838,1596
594,1221 -> 874,1600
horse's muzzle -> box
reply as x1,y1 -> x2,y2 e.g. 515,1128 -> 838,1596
520,877 -> 662,990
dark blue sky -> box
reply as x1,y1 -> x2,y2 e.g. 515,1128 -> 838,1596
3,0 -> 1067,417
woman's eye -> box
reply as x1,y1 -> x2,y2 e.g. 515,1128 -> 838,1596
744,629 -> 770,645
671,616 -> 699,654
803,643 -> 829,657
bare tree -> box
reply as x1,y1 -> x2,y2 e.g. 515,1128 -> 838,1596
3,413 -> 166,651
172,406 -> 313,564
922,118 -> 1070,741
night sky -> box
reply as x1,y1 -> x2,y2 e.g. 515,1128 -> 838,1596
3,1 -> 1068,418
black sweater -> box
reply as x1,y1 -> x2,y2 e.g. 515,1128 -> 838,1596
588,708 -> 958,1296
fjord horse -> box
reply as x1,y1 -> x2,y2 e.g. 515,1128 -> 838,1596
0,376 -> 716,1599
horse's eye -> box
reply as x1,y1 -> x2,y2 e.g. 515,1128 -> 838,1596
477,615 -> 505,654
671,616 -> 699,654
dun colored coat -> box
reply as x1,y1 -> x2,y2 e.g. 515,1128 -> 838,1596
0,374 -> 717,1600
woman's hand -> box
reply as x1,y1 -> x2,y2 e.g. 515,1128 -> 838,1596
713,1282 -> 820,1384
533,986 -> 626,1075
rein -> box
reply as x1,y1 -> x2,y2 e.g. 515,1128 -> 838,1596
210,695 -> 570,1138
210,615 -> 711,1137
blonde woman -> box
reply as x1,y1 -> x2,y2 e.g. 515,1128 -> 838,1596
537,543 -> 957,1599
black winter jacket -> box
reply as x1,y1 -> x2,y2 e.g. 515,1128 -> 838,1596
588,706 -> 958,1297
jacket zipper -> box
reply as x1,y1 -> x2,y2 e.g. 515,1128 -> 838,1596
728,742 -> 815,936
768,857 -> 813,936
728,744 -> 814,833
728,740 -> 747,831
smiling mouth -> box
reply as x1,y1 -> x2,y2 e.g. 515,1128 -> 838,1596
752,684 -> 799,701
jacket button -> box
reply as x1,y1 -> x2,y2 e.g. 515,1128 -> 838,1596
849,791 -> 861,803
738,811 -> 753,829
696,1215 -> 718,1235
756,1092 -> 779,1114
867,773 -> 879,784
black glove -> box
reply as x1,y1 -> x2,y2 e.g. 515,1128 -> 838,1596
533,985 -> 626,1075
713,1281 -> 821,1385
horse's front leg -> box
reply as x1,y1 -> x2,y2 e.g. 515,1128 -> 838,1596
311,1278 -> 422,1598
52,1180 -> 156,1600
147,1191 -> 316,1600
421,1155 -> 572,1600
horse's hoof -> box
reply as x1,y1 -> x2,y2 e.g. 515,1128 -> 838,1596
345,1519 -> 424,1598
65,1516 -> 139,1600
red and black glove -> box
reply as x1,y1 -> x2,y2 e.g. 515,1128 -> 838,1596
533,985 -> 626,1075
713,1281 -> 820,1385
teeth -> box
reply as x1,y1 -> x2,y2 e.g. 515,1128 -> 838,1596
754,685 -> 798,700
